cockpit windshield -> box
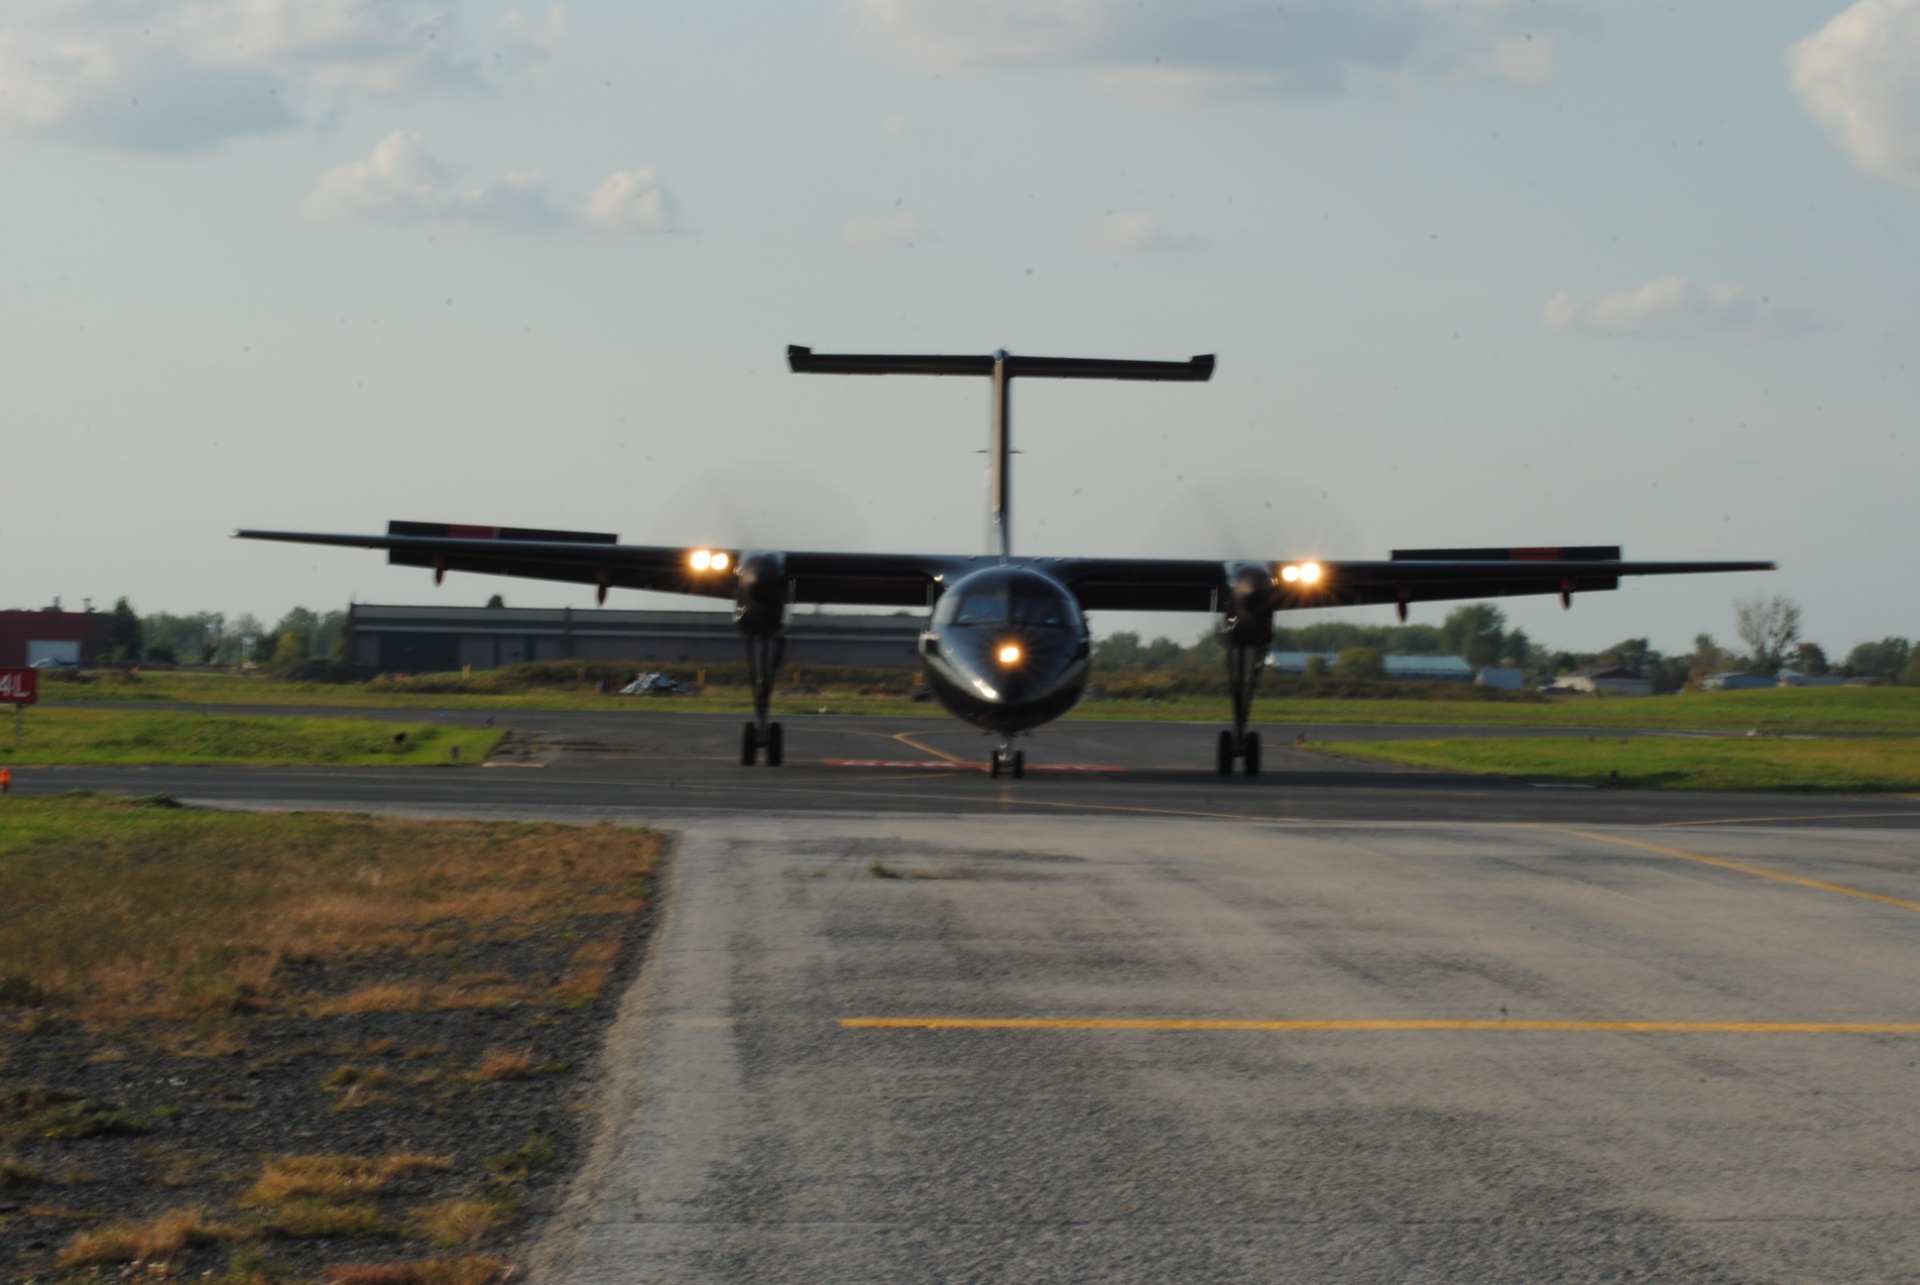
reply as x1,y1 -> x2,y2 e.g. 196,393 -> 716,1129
1011,589 -> 1069,626
953,594 -> 1009,625
936,569 -> 1081,631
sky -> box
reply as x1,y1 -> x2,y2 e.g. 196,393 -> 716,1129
4,0 -> 1920,657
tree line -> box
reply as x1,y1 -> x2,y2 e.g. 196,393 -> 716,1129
101,599 -> 349,666
1093,596 -> 1920,690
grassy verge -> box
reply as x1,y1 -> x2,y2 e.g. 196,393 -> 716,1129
39,669 -> 1920,736
0,793 -> 659,1283
0,708 -> 502,766
1318,736 -> 1920,792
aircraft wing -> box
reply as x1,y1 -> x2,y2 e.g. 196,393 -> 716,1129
236,526 -> 1771,612
1056,545 -> 1776,612
233,522 -> 970,606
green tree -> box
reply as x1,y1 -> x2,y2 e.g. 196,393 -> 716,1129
108,597 -> 143,665
1789,642 -> 1830,676
272,631 -> 306,665
1844,637 -> 1911,682
1903,649 -> 1920,687
1334,646 -> 1385,680
1303,654 -> 1330,679
270,607 -> 320,659
1439,604 -> 1507,670
1093,631 -> 1144,670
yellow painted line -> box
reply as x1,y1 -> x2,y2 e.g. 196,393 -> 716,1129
841,1016 -> 1920,1034
889,731 -> 972,765
1547,827 -> 1920,915
1659,810 -> 1920,828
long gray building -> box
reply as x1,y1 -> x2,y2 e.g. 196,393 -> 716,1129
345,604 -> 926,673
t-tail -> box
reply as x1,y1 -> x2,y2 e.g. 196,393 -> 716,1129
788,345 -> 1214,561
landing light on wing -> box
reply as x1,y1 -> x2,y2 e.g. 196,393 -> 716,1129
690,549 -> 712,571
1280,562 -> 1321,584
997,643 -> 1023,666
711,551 -> 731,571
690,549 -> 732,572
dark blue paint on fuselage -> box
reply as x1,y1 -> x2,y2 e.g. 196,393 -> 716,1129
919,566 -> 1092,735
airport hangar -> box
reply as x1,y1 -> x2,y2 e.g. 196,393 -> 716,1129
343,602 -> 926,672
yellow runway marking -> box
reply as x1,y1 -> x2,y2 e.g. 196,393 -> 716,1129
841,1017 -> 1920,1034
1546,827 -> 1920,914
1659,810 -> 1920,828
889,731 -> 972,764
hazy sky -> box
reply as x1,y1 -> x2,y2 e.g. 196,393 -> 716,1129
6,0 -> 1918,655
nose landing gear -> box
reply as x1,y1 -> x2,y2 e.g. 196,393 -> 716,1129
988,740 -> 1025,779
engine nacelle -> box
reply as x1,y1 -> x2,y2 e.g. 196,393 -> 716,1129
1223,563 -> 1275,649
733,551 -> 787,636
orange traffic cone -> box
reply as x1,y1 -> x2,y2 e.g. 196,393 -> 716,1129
1,767 -> 11,794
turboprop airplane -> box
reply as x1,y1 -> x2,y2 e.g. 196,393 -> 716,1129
238,345 -> 1774,778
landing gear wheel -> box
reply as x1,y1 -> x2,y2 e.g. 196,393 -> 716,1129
989,751 -> 1002,779
1216,729 -> 1234,776
1242,730 -> 1261,777
765,722 -> 784,767
1011,750 -> 1025,780
740,722 -> 759,766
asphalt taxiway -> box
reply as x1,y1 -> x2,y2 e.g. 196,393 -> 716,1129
19,709 -> 1920,828
19,712 -> 1920,1281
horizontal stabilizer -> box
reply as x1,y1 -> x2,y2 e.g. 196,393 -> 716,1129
388,520 -> 618,545
788,346 -> 1214,382
1392,545 -> 1621,563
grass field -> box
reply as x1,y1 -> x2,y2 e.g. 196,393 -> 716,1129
0,794 -> 659,1283
1319,736 -> 1920,792
39,670 -> 1920,735
0,707 -> 502,765
0,794 -> 653,1020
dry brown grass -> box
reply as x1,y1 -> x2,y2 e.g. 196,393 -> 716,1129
56,1206 -> 240,1266
321,1256 -> 506,1285
474,1048 -> 535,1082
411,1198 -> 510,1248
242,1152 -> 452,1207
0,799 -> 658,1024
547,939 -> 623,1005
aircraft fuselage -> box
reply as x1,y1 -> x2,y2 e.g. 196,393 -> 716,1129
919,566 -> 1091,735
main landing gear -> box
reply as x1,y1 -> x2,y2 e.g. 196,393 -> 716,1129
1217,641 -> 1263,777
740,632 -> 785,767
989,739 -> 1025,779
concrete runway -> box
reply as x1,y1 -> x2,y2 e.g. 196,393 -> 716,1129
536,812 -> 1920,1284
22,713 -> 1920,1280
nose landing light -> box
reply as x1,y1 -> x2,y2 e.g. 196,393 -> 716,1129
997,642 -> 1023,666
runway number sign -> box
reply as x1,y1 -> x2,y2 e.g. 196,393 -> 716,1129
0,670 -> 36,704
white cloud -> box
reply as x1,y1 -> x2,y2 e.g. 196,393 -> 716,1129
845,0 -> 1593,104
1542,276 -> 1800,335
0,1 -> 563,152
1788,0 -> 1920,189
580,168 -> 673,234
1088,211 -> 1198,252
843,211 -> 927,247
494,5 -> 566,86
304,132 -> 673,234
